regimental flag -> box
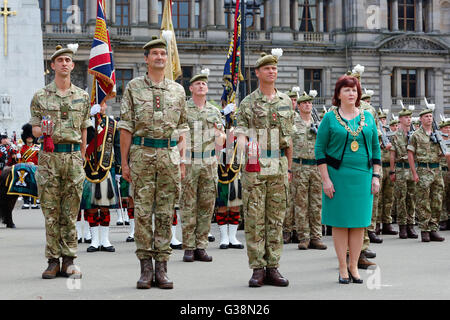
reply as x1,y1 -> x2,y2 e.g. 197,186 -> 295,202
160,0 -> 182,81
88,0 -> 116,105
221,0 -> 243,105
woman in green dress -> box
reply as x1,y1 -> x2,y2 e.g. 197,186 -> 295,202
315,75 -> 381,284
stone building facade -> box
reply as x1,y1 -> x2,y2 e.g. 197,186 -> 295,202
38,0 -> 450,117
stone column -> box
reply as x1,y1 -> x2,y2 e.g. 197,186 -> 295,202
334,0 -> 343,31
298,67 -> 305,92
392,0 -> 399,31
395,68 -> 402,99
189,0 -> 196,29
291,0 -> 298,31
89,0 -> 97,23
271,0 -> 280,31
111,0 -> 116,25
45,0 -> 50,23
379,0 -> 389,31
138,0 -> 148,25
130,0 -> 138,25
201,0 -> 208,28
431,0 -> 441,32
280,0 -> 290,30
324,68 -> 332,103
215,0 -> 225,29
418,68 -> 426,99
149,0 -> 158,27
318,0 -> 324,32
207,0 -> 215,28
416,0 -> 423,32
434,69 -> 444,114
381,67 -> 393,111
254,8 -> 261,31
264,0 -> 272,30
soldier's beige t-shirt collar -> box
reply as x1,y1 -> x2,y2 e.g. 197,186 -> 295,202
255,87 -> 281,103
144,74 -> 168,90
47,81 -> 76,97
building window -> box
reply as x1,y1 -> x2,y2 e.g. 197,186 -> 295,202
116,69 -> 133,97
115,0 -> 130,26
398,0 -> 415,31
299,0 -> 317,32
304,69 -> 322,96
401,69 -> 417,98
49,0 -> 86,25
172,0 -> 189,29
323,0 -> 328,32
39,0 -> 44,24
177,66 -> 194,97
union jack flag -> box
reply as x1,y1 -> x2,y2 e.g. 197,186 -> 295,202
88,0 -> 115,106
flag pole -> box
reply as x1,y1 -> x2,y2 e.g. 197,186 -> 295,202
239,0 -> 246,104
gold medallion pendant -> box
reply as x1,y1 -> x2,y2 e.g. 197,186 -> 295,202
351,140 -> 359,152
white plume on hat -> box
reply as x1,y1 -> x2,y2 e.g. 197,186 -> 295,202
364,88 -> 374,96
67,43 -> 79,53
271,48 -> 283,59
292,86 -> 300,93
162,30 -> 173,43
309,90 -> 318,98
201,68 -> 210,76
408,105 -> 415,111
424,97 -> 435,111
323,106 -> 328,113
352,64 -> 365,75
392,115 -> 398,121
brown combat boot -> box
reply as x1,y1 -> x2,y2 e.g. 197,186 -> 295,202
398,225 -> 408,239
297,239 -> 310,250
194,249 -> 213,262
439,221 -> 447,231
60,256 -> 82,278
183,250 -> 195,262
406,224 -> 418,239
248,268 -> 265,287
430,231 -> 445,242
264,268 -> 289,287
42,258 -> 60,279
291,231 -> 300,243
375,223 -> 381,235
357,252 -> 376,269
368,231 -> 383,243
282,231 -> 291,244
421,231 -> 430,242
308,238 -> 327,250
136,259 -> 153,289
382,223 -> 398,235
154,261 -> 173,289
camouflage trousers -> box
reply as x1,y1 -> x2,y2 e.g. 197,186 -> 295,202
282,182 -> 295,233
180,160 -> 217,250
242,171 -> 288,269
292,163 -> 322,241
394,167 -> 416,226
130,145 -> 181,262
377,166 -> 394,224
369,169 -> 383,231
440,170 -> 450,222
35,151 -> 85,259
415,167 -> 444,232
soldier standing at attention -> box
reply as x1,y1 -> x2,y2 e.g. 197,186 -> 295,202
235,49 -> 294,288
30,44 -> 90,279
180,69 -> 226,263
118,36 -> 189,289
439,120 -> 450,230
292,92 -> 326,250
407,108 -> 446,242
390,107 -> 418,239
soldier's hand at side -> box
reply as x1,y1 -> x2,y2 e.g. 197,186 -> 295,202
122,165 -> 132,183
390,173 -> 396,182
413,172 -> 419,183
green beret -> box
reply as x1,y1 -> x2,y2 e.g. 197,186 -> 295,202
361,94 -> 371,100
419,108 -> 433,117
286,90 -> 297,98
255,53 -> 278,69
297,92 -> 314,103
439,121 -> 450,129
189,73 -> 208,84
389,119 -> 399,126
378,111 -> 387,119
51,44 -> 75,61
143,36 -> 167,51
398,108 -> 413,117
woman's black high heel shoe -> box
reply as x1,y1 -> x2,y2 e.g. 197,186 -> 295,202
348,269 -> 363,284
338,274 -> 350,284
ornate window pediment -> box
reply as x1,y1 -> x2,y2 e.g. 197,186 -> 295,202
378,36 -> 448,54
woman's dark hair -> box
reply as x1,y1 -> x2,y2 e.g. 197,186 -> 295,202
332,75 -> 362,107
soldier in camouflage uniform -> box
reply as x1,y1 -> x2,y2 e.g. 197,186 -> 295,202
235,51 -> 293,287
292,92 -> 326,250
439,121 -> 450,230
390,107 -> 418,239
118,36 -> 189,289
407,108 -> 446,242
30,44 -> 90,279
282,88 -> 300,244
180,70 -> 226,262
376,113 -> 396,235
